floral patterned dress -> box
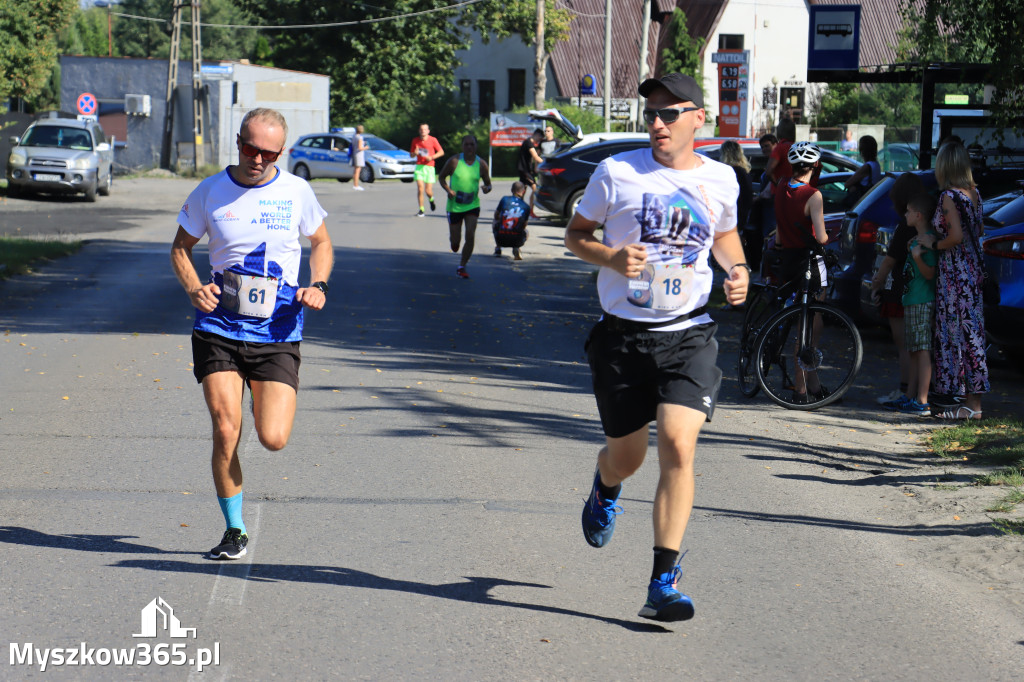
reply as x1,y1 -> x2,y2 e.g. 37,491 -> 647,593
932,188 -> 989,396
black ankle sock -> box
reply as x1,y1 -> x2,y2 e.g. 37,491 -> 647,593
652,547 -> 679,580
596,477 -> 620,501
899,382 -> 908,393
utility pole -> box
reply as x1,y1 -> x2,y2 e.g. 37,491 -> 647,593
190,1 -> 205,169
161,2 -> 183,169
637,0 -> 652,131
533,0 -> 546,109
603,0 -> 611,132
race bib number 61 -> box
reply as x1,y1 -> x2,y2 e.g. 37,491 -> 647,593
220,271 -> 278,319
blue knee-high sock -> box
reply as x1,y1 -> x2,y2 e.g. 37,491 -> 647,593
217,492 -> 246,534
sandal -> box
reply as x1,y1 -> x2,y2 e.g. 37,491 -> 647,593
935,406 -> 982,420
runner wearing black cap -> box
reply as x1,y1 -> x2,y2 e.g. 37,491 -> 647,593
565,72 -> 749,622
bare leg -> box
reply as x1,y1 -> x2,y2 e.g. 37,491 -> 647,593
653,403 -> 704,550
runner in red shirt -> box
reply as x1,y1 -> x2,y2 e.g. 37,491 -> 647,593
410,123 -> 444,217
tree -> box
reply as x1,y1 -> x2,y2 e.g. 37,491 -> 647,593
110,0 -> 258,62
659,8 -> 704,82
60,6 -> 112,57
0,0 -> 77,101
901,0 -> 1023,125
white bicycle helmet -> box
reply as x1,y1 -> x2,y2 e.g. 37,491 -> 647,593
788,141 -> 821,165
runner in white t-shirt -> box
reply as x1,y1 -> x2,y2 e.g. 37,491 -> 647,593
171,108 -> 334,561
565,73 -> 749,623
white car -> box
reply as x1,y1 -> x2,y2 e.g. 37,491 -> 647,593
6,117 -> 114,202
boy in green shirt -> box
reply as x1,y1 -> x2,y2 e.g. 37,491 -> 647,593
897,192 -> 939,415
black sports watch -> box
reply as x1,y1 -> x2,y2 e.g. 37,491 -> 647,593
311,281 -> 329,294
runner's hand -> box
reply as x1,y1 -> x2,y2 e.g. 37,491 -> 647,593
724,264 -> 749,305
190,283 -> 220,313
610,243 -> 647,278
296,287 -> 326,311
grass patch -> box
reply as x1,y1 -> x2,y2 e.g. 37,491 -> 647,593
927,420 -> 1024,527
0,236 -> 82,279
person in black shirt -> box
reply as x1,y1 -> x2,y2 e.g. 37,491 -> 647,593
517,129 -> 544,199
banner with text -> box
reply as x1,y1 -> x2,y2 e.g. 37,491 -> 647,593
489,113 -> 543,147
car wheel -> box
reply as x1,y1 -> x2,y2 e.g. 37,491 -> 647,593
6,183 -> 19,198
293,164 -> 311,181
84,183 -> 97,202
401,178 -> 414,183
359,166 -> 374,184
97,169 -> 112,196
566,189 -> 585,219
337,177 -> 351,183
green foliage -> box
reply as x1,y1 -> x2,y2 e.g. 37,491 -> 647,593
109,0 -> 258,61
60,7 -> 111,56
901,1 -> 1023,125
468,0 -> 572,55
0,0 -> 77,100
0,236 -> 81,280
659,9 -> 704,82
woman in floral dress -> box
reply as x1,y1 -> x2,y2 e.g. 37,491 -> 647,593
921,143 -> 988,419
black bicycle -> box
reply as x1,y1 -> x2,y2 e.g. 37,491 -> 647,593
736,248 -> 862,410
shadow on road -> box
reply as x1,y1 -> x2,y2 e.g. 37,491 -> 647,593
111,558 -> 670,633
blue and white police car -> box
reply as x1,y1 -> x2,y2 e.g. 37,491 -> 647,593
286,128 -> 416,184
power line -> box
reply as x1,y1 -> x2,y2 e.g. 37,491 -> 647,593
110,0 -> 492,31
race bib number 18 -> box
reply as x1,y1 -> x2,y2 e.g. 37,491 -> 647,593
220,271 -> 279,319
627,263 -> 694,310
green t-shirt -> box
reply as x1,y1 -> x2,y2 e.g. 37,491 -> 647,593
446,155 -> 481,213
902,230 -> 938,306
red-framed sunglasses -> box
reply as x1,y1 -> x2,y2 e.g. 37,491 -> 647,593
237,136 -> 283,163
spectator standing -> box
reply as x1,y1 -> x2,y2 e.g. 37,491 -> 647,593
840,129 -> 858,151
766,118 -> 796,187
539,126 -> 559,156
350,124 -> 369,191
894,191 -> 939,416
411,123 -> 444,216
720,140 -> 756,270
870,172 -> 926,405
920,142 -> 989,420
517,129 -> 544,198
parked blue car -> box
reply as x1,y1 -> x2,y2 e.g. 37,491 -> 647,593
982,194 -> 1024,368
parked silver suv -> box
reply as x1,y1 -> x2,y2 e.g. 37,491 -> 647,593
6,117 -> 113,202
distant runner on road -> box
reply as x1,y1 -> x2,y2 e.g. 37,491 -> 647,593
170,108 -> 334,560
411,123 -> 445,217
564,73 -> 748,622
438,134 -> 492,279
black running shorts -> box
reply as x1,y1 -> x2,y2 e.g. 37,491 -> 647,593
447,206 -> 480,226
585,319 -> 722,438
191,330 -> 301,390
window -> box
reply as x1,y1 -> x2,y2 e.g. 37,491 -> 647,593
478,80 -> 495,118
718,34 -> 744,50
508,69 -> 526,108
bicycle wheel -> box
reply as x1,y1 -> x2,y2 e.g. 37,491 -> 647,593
736,284 -> 778,397
753,303 -> 862,410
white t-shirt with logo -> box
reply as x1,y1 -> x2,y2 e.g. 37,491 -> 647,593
177,167 -> 328,342
576,148 -> 738,331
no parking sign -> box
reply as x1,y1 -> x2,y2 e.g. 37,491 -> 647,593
76,92 -> 97,116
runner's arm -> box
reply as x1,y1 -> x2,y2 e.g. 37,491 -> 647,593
432,141 -> 445,161
437,157 -> 457,198
564,212 -> 646,278
171,226 -> 219,313
296,221 -> 333,311
711,227 -> 749,306
480,160 -> 492,193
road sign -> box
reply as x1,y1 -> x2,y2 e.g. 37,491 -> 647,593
76,93 -> 97,116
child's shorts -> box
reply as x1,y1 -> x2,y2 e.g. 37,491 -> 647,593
904,301 -> 934,353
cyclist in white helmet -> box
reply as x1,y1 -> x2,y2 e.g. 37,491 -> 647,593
773,141 -> 830,403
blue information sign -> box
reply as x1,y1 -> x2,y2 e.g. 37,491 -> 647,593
807,5 -> 861,71
580,74 -> 597,96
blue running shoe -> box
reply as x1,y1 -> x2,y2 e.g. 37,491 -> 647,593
581,466 -> 622,548
638,564 -> 695,622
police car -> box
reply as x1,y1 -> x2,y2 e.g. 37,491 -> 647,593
286,128 -> 416,184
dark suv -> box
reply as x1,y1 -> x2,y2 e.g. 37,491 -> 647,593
535,138 -> 650,220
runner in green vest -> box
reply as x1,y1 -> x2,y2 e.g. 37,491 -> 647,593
438,135 -> 492,279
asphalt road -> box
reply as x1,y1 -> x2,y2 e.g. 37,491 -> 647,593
1,177 -> 1022,680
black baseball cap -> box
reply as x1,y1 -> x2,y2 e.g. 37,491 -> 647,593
638,73 -> 704,109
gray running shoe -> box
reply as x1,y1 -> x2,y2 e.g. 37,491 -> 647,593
210,528 -> 248,560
